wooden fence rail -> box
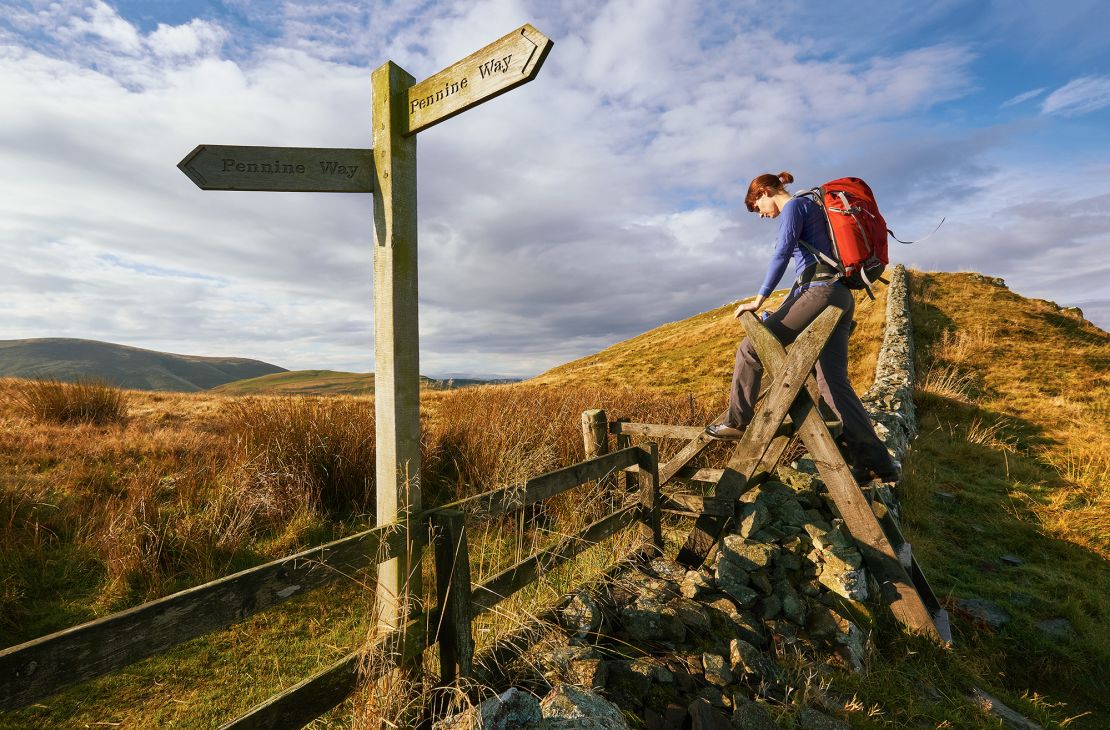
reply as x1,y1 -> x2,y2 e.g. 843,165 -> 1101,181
0,520 -> 415,710
1,444 -> 659,730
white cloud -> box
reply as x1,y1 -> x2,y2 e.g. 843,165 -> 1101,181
0,0 -> 1107,379
1001,87 -> 1045,108
1042,75 -> 1110,116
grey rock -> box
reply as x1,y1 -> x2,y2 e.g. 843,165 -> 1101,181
601,659 -> 651,704
719,536 -> 777,571
435,687 -> 542,730
541,684 -> 630,729
957,598 -> 1011,630
681,569 -> 714,600
620,597 -> 687,643
752,526 -> 785,543
797,706 -> 850,730
729,638 -> 780,681
695,687 -> 730,708
774,499 -> 809,527
650,556 -> 687,582
538,644 -> 603,686
817,564 -> 868,602
689,697 -> 732,729
758,594 -> 781,620
670,596 -> 713,632
748,480 -> 797,509
738,503 -> 770,538
749,570 -> 773,595
715,559 -> 758,607
792,457 -> 821,475
934,491 -> 958,504
1035,618 -> 1074,640
562,592 -> 603,641
566,659 -> 607,690
777,581 -> 807,625
1000,554 -> 1024,567
730,694 -> 778,730
702,652 -> 733,687
967,687 -> 1043,730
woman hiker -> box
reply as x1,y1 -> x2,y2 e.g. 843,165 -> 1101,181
705,171 -> 900,484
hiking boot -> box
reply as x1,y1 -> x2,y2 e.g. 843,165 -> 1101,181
852,458 -> 902,485
705,423 -> 744,440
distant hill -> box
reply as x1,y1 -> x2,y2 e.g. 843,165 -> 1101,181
0,338 -> 286,392
211,370 -> 519,396
212,370 -> 384,396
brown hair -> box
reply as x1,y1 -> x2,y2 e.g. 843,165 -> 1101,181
745,171 -> 794,212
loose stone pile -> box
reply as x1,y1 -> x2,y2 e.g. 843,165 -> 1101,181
440,460 -> 884,729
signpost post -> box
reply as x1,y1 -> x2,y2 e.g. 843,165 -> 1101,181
178,23 -> 553,642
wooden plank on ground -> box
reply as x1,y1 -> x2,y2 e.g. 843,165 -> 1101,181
220,616 -> 427,729
676,306 -> 844,569
0,522 -> 413,710
438,447 -> 639,519
740,312 -> 942,641
470,505 -> 638,617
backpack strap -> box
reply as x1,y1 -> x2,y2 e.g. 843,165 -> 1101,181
797,238 -> 844,275
889,217 -> 946,244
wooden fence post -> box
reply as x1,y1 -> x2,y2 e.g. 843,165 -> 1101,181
613,417 -> 634,496
430,509 -> 474,684
372,60 -> 422,633
637,443 -> 662,551
581,409 -> 609,459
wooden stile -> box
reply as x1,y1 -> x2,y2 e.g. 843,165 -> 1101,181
738,312 -> 942,641
676,306 -> 844,568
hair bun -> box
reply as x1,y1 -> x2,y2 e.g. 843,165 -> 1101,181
777,171 -> 794,185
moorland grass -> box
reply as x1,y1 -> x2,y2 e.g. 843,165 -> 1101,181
14,377 -> 129,426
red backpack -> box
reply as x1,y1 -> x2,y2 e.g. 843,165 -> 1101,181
795,177 -> 889,298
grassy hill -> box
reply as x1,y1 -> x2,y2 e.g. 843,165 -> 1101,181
211,370 -> 518,395
211,370 -> 383,395
0,272 -> 1108,728
0,338 -> 285,392
530,285 -> 889,397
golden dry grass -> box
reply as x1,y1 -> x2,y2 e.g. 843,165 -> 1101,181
529,284 -> 888,401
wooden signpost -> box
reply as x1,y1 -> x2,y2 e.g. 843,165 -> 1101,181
178,24 -> 553,640
178,145 -> 374,192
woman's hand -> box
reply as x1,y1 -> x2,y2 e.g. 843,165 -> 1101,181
733,295 -> 766,318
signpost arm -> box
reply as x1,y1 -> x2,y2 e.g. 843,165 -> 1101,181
372,60 -> 422,634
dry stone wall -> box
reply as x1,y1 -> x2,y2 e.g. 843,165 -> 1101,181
862,264 -> 917,464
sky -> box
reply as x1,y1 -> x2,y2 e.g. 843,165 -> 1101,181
1,0 -> 1108,379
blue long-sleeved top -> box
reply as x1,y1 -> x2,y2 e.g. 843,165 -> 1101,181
757,196 -> 835,297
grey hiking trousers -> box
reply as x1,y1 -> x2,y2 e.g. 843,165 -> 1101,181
726,282 -> 895,472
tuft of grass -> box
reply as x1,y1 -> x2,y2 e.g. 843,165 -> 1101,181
14,377 -> 129,426
220,395 -> 379,513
